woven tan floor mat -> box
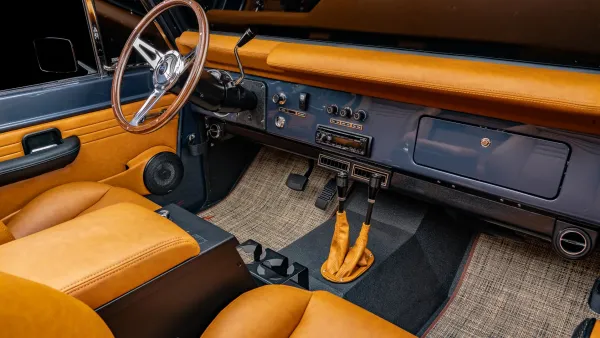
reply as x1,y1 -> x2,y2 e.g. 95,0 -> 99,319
424,234 -> 600,338
198,147 -> 337,251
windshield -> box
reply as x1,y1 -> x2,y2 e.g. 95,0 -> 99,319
195,0 -> 600,70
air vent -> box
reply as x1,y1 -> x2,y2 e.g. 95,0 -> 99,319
554,228 -> 591,259
318,154 -> 350,172
351,164 -> 389,187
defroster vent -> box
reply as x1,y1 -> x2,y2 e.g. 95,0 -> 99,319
318,154 -> 350,172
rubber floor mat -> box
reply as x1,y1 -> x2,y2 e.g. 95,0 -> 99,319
198,147 -> 337,251
424,234 -> 600,338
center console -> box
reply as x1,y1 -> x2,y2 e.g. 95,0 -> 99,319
0,203 -> 255,338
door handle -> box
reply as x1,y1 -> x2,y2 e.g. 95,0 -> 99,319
0,135 -> 80,187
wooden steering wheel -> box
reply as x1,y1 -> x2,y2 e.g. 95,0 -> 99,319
111,0 -> 209,134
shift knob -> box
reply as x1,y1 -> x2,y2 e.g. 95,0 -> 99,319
336,171 -> 348,200
368,174 -> 382,201
236,28 -> 256,48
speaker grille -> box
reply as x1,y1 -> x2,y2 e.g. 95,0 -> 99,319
143,152 -> 184,195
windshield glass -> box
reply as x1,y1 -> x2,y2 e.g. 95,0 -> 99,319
196,0 -> 600,70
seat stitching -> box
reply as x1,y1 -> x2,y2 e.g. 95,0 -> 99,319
62,239 -> 194,295
59,236 -> 188,290
61,237 -> 195,294
288,291 -> 314,337
60,237 -> 194,292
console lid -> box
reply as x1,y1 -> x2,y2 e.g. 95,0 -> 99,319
0,203 -> 200,309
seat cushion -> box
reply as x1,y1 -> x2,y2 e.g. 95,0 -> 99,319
5,182 -> 159,239
201,285 -> 415,338
0,271 -> 114,338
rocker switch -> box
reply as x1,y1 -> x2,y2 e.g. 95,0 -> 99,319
299,92 -> 309,111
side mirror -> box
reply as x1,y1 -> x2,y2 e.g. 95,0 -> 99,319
33,37 -> 78,73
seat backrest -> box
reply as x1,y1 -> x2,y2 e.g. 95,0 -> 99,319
0,271 -> 113,338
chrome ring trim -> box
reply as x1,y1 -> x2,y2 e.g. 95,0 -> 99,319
558,229 -> 588,256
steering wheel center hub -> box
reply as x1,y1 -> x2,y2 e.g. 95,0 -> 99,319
153,51 -> 184,88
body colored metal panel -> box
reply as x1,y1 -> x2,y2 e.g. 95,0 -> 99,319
413,117 -> 570,199
0,69 -> 154,133
195,73 -> 600,226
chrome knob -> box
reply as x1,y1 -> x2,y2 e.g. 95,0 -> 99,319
272,93 -> 287,105
352,109 -> 368,121
340,107 -> 352,118
275,116 -> 286,129
326,105 -> 338,115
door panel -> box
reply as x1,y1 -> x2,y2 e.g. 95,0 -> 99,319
0,94 -> 178,220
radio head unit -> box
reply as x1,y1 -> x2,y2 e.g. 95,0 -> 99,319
315,125 -> 372,157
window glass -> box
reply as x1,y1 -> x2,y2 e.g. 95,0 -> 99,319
0,1 -> 97,92
95,0 -> 171,68
198,0 -> 600,70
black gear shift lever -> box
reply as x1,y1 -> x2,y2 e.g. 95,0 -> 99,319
365,174 -> 382,225
336,172 -> 349,213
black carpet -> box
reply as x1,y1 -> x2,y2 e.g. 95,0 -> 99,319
280,185 -> 473,334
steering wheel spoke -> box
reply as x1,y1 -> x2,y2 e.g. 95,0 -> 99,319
133,37 -> 164,69
183,49 -> 196,71
111,0 -> 209,134
130,88 -> 166,126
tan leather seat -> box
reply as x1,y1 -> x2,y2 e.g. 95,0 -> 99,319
202,285 -> 414,337
0,271 -> 415,338
1,182 -> 159,242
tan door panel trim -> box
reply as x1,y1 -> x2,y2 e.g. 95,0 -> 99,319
0,95 -> 179,219
100,145 -> 175,195
177,32 -> 600,136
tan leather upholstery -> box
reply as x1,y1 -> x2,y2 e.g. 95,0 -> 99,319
0,220 -> 14,245
0,275 -> 413,338
0,94 -> 177,219
176,33 -> 600,136
100,145 -> 175,195
5,182 -> 159,239
0,271 -> 114,338
331,223 -> 374,283
201,285 -> 415,338
0,203 -> 200,309
322,211 -> 350,275
322,212 -> 374,283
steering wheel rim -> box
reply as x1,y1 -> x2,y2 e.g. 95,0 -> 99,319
111,0 -> 209,134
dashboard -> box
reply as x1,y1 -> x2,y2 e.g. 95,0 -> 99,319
193,70 -> 600,259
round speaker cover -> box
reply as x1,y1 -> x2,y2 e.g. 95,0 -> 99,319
143,152 -> 184,195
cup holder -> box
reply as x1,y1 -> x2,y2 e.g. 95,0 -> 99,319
237,239 -> 309,289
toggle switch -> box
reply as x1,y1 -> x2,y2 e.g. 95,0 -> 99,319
299,92 -> 309,111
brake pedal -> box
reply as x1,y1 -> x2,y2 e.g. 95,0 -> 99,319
286,159 -> 314,191
315,178 -> 337,210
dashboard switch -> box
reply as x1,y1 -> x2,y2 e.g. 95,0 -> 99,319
340,107 -> 352,118
275,116 -> 286,129
352,109 -> 368,121
299,92 -> 309,111
272,93 -> 287,105
326,105 -> 338,115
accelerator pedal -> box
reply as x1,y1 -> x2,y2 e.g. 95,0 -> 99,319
315,178 -> 337,210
